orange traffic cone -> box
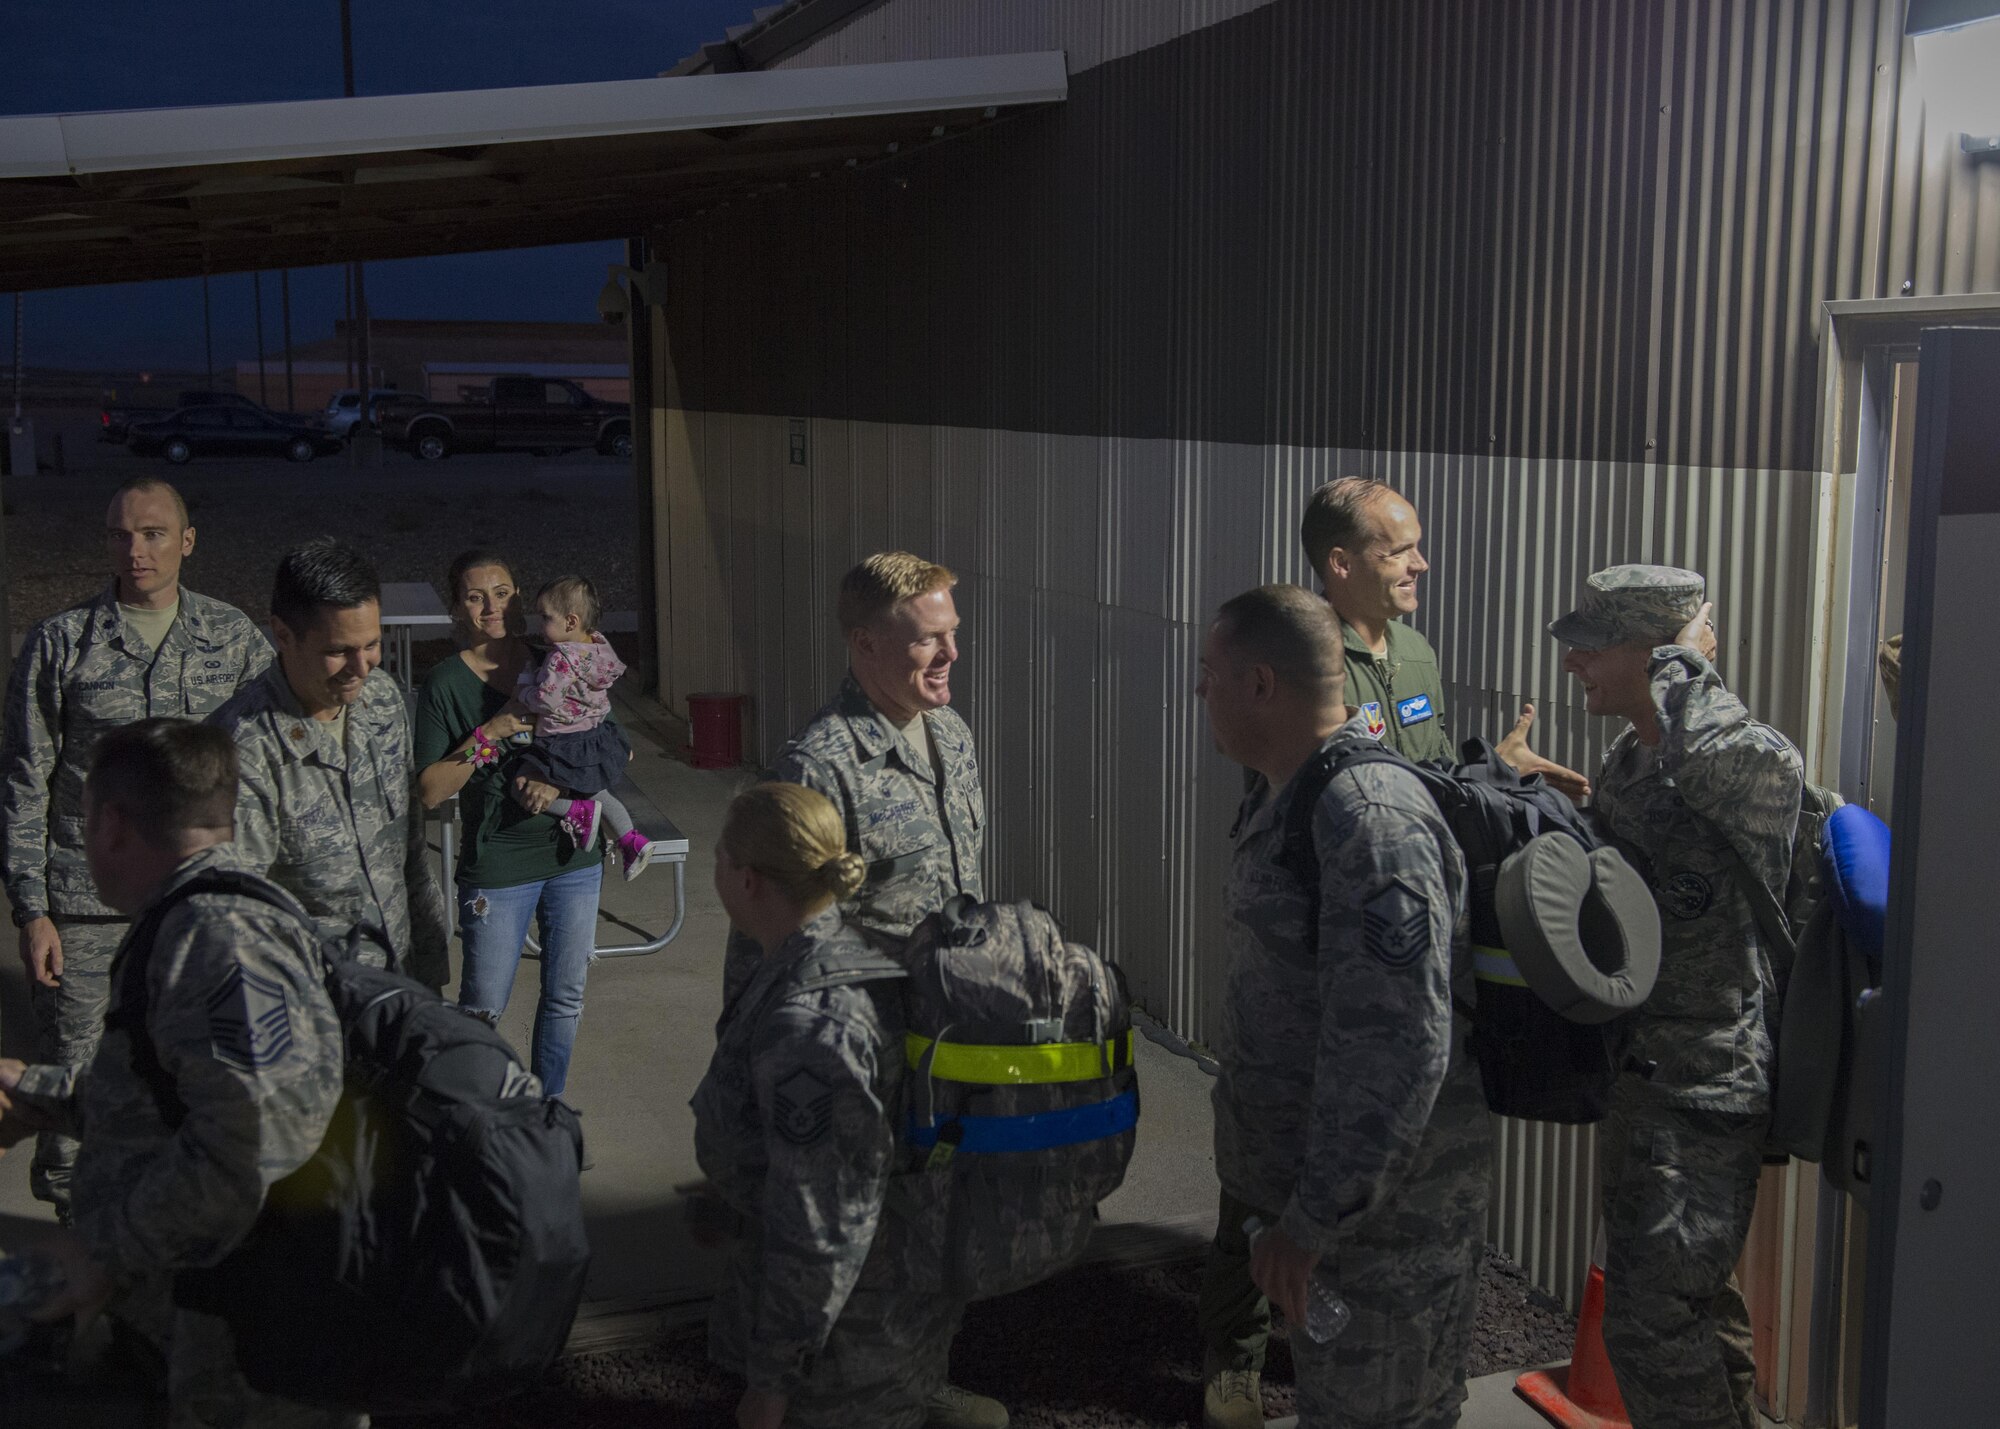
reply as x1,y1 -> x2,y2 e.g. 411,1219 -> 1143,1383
1515,1232 -> 1632,1429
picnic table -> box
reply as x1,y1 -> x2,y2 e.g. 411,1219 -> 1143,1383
429,773 -> 689,958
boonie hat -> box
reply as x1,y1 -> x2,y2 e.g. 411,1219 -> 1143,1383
1548,564 -> 1704,651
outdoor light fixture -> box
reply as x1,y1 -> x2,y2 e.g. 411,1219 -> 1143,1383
1908,0 -> 2000,156
596,263 -> 662,324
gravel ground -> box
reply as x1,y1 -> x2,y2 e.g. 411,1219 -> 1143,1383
399,1246 -> 1575,1428
3,441 -> 640,634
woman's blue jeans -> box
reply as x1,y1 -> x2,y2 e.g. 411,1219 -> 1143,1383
455,861 -> 602,1097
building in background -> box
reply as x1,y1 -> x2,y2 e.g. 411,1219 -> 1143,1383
237,318 -> 629,409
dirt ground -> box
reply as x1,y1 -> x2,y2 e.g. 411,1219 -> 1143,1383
3,427 -> 641,634
395,1247 -> 1574,1429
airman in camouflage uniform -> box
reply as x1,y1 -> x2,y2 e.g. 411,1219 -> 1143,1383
720,554 -> 998,1429
0,719 -> 355,1428
695,905 -> 959,1429
1207,485 -> 1579,1429
210,664 -> 446,984
721,560 -> 984,1009
207,538 -> 448,990
0,478 -> 269,1218
1200,585 -> 1491,1429
1554,565 -> 1805,1429
722,675 -> 984,994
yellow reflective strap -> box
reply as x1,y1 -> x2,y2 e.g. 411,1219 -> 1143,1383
1472,945 -> 1529,988
906,1029 -> 1134,1085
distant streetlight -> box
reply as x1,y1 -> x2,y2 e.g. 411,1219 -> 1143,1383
340,0 -> 375,452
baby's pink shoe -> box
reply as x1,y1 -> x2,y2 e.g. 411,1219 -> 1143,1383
559,799 -> 601,851
616,829 -> 653,881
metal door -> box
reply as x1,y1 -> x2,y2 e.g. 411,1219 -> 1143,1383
1860,324 -> 2000,1429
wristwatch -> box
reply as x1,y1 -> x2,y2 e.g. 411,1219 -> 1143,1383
10,905 -> 46,928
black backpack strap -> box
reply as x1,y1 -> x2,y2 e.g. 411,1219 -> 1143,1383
1278,743 -> 1409,958
105,869 -> 314,1131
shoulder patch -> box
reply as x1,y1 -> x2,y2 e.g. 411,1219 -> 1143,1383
1361,702 -> 1388,739
1362,878 -> 1432,969
206,964 -> 295,1072
772,1067 -> 835,1146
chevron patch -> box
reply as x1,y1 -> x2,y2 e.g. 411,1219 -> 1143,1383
773,1067 -> 835,1146
1362,879 -> 1431,969
206,964 -> 294,1072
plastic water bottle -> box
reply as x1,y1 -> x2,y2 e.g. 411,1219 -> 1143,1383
1243,1216 -> 1351,1344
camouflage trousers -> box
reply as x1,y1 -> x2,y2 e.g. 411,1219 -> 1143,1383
115,1275 -> 367,1429
708,1246 -> 962,1429
29,917 -> 126,1219
1197,1185 -> 1275,1375
1205,1062 -> 1491,1427
1292,1066 -> 1492,1429
1597,1096 -> 1767,1429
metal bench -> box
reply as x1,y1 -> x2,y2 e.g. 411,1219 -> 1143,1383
431,773 -> 689,958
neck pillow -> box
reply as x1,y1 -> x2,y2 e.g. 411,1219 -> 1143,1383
1494,834 -> 1662,1024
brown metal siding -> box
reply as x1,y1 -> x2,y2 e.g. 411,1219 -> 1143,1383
652,0 -> 2000,1328
669,0 -> 2000,467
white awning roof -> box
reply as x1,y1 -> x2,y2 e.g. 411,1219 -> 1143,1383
0,52 -> 1067,291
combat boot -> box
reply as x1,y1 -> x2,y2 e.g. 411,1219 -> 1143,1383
1203,1366 -> 1264,1429
925,1381 -> 1009,1428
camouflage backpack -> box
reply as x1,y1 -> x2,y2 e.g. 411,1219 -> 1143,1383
793,896 -> 1139,1301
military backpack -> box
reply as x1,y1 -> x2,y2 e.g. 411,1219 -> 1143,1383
109,869 -> 591,1415
1280,737 -> 1661,1125
782,896 -> 1138,1301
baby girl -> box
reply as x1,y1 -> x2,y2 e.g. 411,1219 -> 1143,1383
507,574 -> 652,879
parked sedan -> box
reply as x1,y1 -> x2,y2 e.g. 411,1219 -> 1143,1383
128,406 -> 347,464
323,387 -> 407,437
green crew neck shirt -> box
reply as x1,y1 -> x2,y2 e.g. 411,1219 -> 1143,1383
413,651 -> 598,889
1342,617 -> 1453,763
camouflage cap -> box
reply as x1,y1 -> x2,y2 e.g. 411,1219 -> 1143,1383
1548,565 -> 1705,650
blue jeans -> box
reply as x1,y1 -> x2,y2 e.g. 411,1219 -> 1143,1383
455,862 -> 602,1097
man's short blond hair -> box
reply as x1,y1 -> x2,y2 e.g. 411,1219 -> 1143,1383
837,551 -> 958,632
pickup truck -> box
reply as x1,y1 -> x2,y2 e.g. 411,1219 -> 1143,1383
375,375 -> 632,461
100,389 -> 310,444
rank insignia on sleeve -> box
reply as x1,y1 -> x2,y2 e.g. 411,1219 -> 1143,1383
1362,879 -> 1431,969
206,965 -> 294,1072
1362,702 -> 1388,739
773,1068 -> 835,1146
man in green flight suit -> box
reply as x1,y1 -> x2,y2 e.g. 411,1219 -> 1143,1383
1303,477 -> 1590,787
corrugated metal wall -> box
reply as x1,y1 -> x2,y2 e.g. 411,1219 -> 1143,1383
652,0 -> 2000,1338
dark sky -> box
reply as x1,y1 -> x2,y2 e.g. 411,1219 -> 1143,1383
2,0 -> 754,371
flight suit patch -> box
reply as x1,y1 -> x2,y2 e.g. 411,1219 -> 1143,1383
1361,703 -> 1388,739
1396,693 -> 1435,727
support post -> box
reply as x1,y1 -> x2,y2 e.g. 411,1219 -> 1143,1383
626,236 -> 659,695
281,270 -> 295,413
253,272 -> 268,406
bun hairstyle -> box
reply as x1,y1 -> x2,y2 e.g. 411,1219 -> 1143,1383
722,782 -> 866,908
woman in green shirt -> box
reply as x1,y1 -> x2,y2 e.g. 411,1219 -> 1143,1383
413,549 -> 603,1096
